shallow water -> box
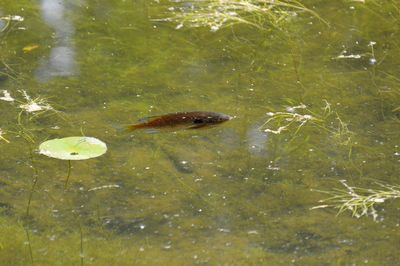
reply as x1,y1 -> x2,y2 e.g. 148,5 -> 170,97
0,1 -> 399,265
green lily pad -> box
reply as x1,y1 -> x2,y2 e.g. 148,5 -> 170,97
39,136 -> 107,160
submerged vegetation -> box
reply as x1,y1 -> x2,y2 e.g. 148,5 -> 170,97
0,127 -> 9,142
260,100 -> 354,147
311,180 -> 400,221
0,15 -> 25,80
156,0 -> 327,31
0,90 -> 62,141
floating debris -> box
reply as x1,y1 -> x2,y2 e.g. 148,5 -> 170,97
0,90 -> 15,102
23,44 -> 39,53
266,165 -> 280,171
0,15 -> 24,32
19,90 -> 53,113
335,41 -> 377,62
0,15 -> 24,22
336,53 -> 362,59
286,103 -> 306,113
88,184 -> 120,192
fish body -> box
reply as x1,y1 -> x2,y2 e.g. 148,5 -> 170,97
127,111 -> 232,131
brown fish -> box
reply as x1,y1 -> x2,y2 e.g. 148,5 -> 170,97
126,111 -> 232,131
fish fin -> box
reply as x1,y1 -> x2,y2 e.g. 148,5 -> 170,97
188,124 -> 208,129
143,128 -> 160,134
125,123 -> 147,131
110,123 -> 144,133
138,115 -> 163,123
112,123 -> 130,134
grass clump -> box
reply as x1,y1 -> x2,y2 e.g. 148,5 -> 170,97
156,0 -> 327,32
17,90 -> 61,121
260,100 -> 354,147
311,180 -> 400,221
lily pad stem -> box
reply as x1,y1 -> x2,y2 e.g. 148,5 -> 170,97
65,160 -> 71,189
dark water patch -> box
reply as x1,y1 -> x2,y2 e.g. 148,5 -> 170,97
0,202 -> 14,216
162,149 -> 194,174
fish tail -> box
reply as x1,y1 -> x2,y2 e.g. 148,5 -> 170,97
111,124 -> 127,134
125,123 -> 146,131
112,123 -> 140,134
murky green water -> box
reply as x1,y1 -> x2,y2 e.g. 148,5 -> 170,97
1,1 -> 399,265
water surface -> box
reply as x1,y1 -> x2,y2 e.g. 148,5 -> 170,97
0,1 -> 399,265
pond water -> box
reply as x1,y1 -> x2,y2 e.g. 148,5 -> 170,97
1,1 -> 399,265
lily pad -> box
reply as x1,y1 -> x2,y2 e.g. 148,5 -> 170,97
39,136 -> 107,160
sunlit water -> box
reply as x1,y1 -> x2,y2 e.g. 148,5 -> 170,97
0,1 -> 399,265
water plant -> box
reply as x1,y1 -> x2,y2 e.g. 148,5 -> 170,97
16,90 -> 64,123
1,90 -> 45,214
260,103 -> 316,135
260,100 -> 354,147
1,89 -> 61,263
39,136 -> 108,188
311,180 -> 400,221
1,89 -> 63,128
155,0 -> 328,32
0,128 -> 9,143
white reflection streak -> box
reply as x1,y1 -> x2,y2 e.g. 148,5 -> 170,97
36,0 -> 77,81
246,125 -> 268,157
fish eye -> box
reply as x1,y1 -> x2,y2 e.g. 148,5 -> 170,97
193,119 -> 204,124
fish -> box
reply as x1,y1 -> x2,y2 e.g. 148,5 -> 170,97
126,111 -> 232,132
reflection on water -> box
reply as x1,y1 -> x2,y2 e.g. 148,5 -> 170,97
36,0 -> 77,81
246,123 -> 268,157
0,19 -> 4,31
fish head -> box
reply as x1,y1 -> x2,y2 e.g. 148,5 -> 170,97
191,112 -> 233,127
214,113 -> 233,123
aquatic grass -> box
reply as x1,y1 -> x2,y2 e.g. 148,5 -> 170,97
376,71 -> 400,116
334,41 -> 377,64
311,180 -> 400,221
0,128 -> 10,143
0,58 -> 18,81
0,89 -> 65,216
0,90 -> 65,128
18,126 -> 39,218
1,15 -> 24,81
155,0 -> 328,32
259,103 -> 318,135
16,90 -> 65,123
259,100 -> 354,147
